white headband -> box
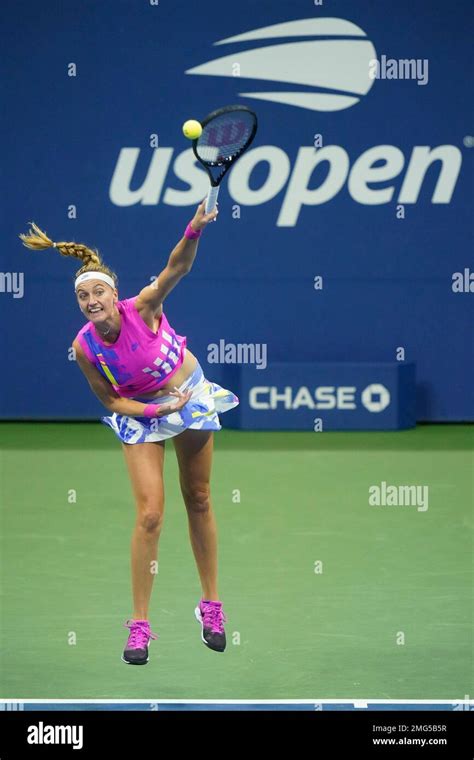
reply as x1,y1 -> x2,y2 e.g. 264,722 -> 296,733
75,271 -> 116,291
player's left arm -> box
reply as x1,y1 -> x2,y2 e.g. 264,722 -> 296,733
136,200 -> 218,314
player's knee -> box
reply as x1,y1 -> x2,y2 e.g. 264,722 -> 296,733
183,484 -> 211,514
137,504 -> 164,534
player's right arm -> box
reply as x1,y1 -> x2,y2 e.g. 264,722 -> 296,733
72,340 -> 191,417
135,200 -> 218,316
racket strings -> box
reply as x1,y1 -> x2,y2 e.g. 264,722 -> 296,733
197,113 -> 255,164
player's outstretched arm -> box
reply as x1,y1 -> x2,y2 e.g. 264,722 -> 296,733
136,200 -> 218,314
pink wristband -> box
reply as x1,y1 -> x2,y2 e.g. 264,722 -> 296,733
143,403 -> 161,418
184,221 -> 202,240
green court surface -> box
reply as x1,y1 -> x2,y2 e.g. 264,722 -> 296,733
0,424 -> 472,701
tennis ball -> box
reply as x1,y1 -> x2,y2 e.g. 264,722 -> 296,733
182,119 -> 202,140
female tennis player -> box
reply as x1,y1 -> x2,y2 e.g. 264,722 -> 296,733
19,201 -> 239,665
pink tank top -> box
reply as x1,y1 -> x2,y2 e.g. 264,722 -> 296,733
74,295 -> 187,398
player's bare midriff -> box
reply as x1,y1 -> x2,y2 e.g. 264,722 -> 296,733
99,304 -> 198,399
135,347 -> 198,399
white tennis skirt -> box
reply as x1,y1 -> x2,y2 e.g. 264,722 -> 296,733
101,362 -> 239,444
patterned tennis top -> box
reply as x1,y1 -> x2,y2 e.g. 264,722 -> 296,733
74,295 -> 187,398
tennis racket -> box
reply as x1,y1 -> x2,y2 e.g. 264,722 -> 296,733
192,105 -> 258,213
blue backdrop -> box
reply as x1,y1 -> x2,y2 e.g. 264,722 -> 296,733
1,0 -> 472,422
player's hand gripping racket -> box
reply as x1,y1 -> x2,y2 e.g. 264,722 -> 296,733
192,105 -> 258,213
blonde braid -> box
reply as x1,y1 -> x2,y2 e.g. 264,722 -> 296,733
19,222 -> 118,288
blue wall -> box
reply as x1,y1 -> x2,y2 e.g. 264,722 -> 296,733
2,0 -> 472,421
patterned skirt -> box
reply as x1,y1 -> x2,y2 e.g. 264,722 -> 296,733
100,362 -> 239,444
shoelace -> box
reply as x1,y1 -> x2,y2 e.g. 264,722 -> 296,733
201,604 -> 227,634
124,619 -> 158,649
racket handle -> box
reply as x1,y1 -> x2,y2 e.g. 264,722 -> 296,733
205,186 -> 220,214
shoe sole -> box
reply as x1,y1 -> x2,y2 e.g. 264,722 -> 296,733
121,654 -> 149,665
194,605 -> 226,652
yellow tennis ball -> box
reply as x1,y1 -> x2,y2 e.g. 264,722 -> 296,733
182,119 -> 202,140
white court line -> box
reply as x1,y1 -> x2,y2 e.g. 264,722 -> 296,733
1,698 -> 472,704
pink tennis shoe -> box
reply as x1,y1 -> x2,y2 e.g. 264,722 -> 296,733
122,619 -> 158,665
195,599 -> 227,652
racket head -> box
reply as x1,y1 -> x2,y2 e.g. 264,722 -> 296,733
192,105 -> 258,186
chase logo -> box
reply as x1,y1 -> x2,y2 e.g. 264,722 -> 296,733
249,384 -> 391,413
185,18 -> 376,112
361,384 -> 391,413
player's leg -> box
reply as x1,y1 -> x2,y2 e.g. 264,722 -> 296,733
172,429 -> 217,599
172,429 -> 227,652
120,440 -> 165,664
122,440 -> 165,618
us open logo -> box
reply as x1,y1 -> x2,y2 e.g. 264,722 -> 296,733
110,16 -> 462,218
186,17 -> 377,113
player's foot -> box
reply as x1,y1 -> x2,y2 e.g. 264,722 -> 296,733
121,619 -> 158,665
194,599 -> 227,652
